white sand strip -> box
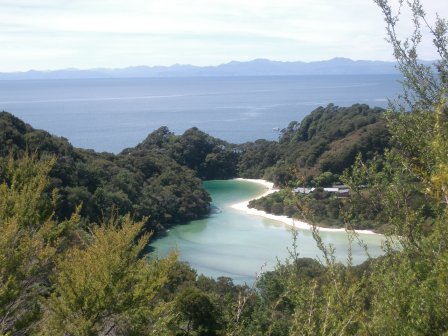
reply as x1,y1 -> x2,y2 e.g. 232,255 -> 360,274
230,178 -> 380,235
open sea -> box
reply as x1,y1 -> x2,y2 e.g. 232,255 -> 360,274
0,75 -> 401,153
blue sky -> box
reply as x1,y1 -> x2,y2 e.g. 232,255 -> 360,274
1,0 -> 447,71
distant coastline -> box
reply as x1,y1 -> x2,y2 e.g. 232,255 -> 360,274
0,58 -> 408,80
231,178 -> 380,235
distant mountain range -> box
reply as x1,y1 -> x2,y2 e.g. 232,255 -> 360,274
0,58 -> 422,79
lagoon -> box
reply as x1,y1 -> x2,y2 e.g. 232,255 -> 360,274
150,179 -> 385,284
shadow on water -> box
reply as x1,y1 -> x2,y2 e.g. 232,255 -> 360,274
143,244 -> 156,254
143,206 -> 217,255
209,204 -> 222,214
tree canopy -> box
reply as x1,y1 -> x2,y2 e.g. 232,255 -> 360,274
0,112 -> 211,232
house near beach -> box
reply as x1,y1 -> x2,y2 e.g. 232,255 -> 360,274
293,185 -> 350,197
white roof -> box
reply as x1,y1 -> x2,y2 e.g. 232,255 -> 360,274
323,188 -> 339,192
294,187 -> 314,194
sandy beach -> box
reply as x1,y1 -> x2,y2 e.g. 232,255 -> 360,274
230,178 -> 380,235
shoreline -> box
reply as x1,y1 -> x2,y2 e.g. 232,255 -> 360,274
230,178 -> 380,235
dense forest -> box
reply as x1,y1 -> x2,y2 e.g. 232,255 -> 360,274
125,126 -> 239,180
241,103 -> 392,233
0,112 -> 211,232
239,103 -> 390,187
128,102 -> 390,186
245,103 -> 393,232
1,0 -> 448,334
247,188 -> 379,231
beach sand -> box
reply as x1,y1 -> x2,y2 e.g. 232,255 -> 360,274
230,178 -> 380,235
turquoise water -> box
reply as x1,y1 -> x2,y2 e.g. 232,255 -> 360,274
150,180 -> 385,284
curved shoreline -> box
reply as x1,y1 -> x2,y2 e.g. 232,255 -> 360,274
230,178 -> 380,235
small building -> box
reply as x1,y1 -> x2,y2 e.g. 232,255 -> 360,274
294,185 -> 350,197
293,187 -> 315,194
322,187 -> 339,193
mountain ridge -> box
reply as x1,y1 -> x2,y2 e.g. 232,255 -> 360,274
0,58 -> 413,79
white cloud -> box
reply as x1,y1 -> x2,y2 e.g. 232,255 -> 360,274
0,0 -> 447,71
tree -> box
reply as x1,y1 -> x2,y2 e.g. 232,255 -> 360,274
0,155 -> 79,334
40,216 -> 178,335
337,1 -> 448,333
0,155 -> 185,335
174,287 -> 219,335
374,0 -> 447,111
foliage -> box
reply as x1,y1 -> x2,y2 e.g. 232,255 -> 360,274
237,140 -> 282,179
173,287 -> 219,335
0,113 -> 211,232
40,216 -> 178,335
374,0 -> 448,111
280,103 -> 389,180
273,1 -> 448,334
130,126 -> 239,180
238,104 -> 390,185
249,187 -> 385,231
0,155 -> 185,335
1,2 -> 447,334
0,155 -> 80,334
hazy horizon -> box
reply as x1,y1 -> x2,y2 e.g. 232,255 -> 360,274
1,0 -> 447,72
0,57 -> 405,73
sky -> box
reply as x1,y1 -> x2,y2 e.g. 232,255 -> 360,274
1,0 -> 448,72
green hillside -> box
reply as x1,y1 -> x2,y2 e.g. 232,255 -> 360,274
125,126 -> 239,180
0,111 -> 211,231
239,103 -> 390,187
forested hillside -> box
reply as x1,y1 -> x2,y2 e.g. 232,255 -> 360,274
124,103 -> 391,188
239,104 -> 392,232
0,112 -> 211,231
238,103 -> 390,186
124,126 -> 239,180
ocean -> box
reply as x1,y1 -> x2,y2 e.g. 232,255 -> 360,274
0,75 -> 401,153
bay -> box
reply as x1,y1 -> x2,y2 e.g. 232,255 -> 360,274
150,180 -> 385,285
0,75 -> 401,153
0,75 -> 390,284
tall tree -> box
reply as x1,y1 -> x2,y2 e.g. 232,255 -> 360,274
0,155 -> 79,334
40,216 -> 178,335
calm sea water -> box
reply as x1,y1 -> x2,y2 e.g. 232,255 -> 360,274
150,180 -> 385,285
0,75 -> 401,153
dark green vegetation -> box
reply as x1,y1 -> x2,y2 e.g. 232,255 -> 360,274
0,112 -> 211,231
245,104 -> 392,232
125,126 -> 239,180
0,154 -> 250,334
248,189 -> 353,229
1,0 -> 448,334
128,103 -> 390,188
238,103 -> 390,186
